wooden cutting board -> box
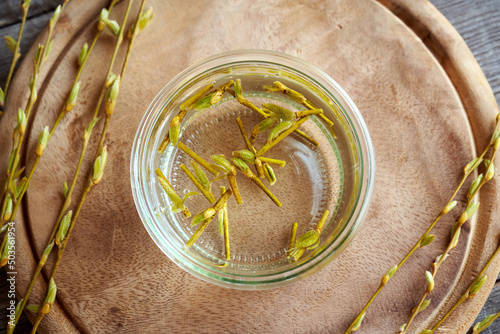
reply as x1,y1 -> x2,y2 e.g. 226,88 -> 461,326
1,0 -> 499,332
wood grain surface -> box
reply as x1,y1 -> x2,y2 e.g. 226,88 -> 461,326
0,0 -> 500,333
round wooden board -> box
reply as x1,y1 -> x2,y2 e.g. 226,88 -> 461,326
1,0 -> 499,332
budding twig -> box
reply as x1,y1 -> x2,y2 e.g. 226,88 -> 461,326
231,158 -> 282,207
345,115 -> 500,334
177,142 -> 219,176
2,0 -> 30,103
186,189 -> 233,247
401,147 -> 498,334
29,2 -> 147,332
180,163 -> 216,204
426,243 -> 500,333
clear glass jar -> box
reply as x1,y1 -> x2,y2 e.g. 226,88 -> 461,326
131,50 -> 375,289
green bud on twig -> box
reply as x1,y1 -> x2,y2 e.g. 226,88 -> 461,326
262,103 -> 295,121
40,278 -> 57,315
425,271 -> 434,292
0,87 -> 4,105
399,324 -> 406,333
268,120 -> 294,142
39,240 -> 55,266
0,233 -> 14,267
419,234 -> 435,248
467,174 -> 483,199
105,76 -> 120,115
484,159 -> 495,181
464,157 -> 481,174
191,211 -> 206,226
231,157 -> 249,172
451,226 -> 461,248
56,210 -> 72,247
458,202 -> 480,224
155,168 -> 190,217
442,200 -> 457,215
381,265 -> 398,285
413,299 -> 431,314
351,312 -> 365,331
4,36 -> 17,53
468,275 -> 487,298
36,126 -> 50,156
169,116 -> 181,146
203,208 -> 216,219
128,7 -> 154,38
65,81 -> 81,112
42,38 -> 53,65
15,177 -> 27,199
92,146 -> 107,185
473,314 -> 496,333
26,305 -> 40,313
434,253 -> 449,265
263,163 -> 276,185
17,108 -> 27,135
83,117 -> 100,142
97,8 -> 109,31
105,73 -> 117,88
49,5 -> 62,30
78,43 -> 88,66
190,160 -> 210,190
63,181 -> 69,198
232,149 -> 255,163
3,194 -> 13,222
211,155 -> 232,174
104,19 -> 120,36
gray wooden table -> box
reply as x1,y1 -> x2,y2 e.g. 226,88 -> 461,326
0,0 -> 499,333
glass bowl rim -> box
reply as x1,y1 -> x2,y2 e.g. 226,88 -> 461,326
130,49 -> 375,290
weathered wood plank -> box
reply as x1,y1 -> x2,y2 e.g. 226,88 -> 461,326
0,12 -> 54,89
1,0 -> 62,27
470,285 -> 500,334
430,0 -> 500,106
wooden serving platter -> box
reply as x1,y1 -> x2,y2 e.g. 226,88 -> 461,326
1,0 -> 499,332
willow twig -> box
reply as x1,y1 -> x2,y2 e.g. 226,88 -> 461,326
177,142 -> 219,176
180,163 -> 216,204
30,1 -> 147,332
402,144 -> 498,334
220,187 -> 230,260
2,0 -> 31,103
471,311 -> 500,333
5,1 -> 124,330
0,1 -> 69,224
236,117 -> 264,178
230,158 -> 281,207
345,116 -> 500,334
186,188 -> 232,247
425,241 -> 500,333
256,117 -> 309,156
158,84 -> 215,153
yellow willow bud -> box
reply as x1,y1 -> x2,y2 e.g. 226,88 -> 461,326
77,43 -> 88,66
65,81 -> 81,112
92,146 -> 108,185
105,76 -> 120,115
4,36 -> 17,53
40,278 -> 57,315
35,126 -> 50,156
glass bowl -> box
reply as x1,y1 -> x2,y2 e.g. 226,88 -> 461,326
131,50 -> 375,290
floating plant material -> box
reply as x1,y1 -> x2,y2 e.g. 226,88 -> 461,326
155,78 -> 340,262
